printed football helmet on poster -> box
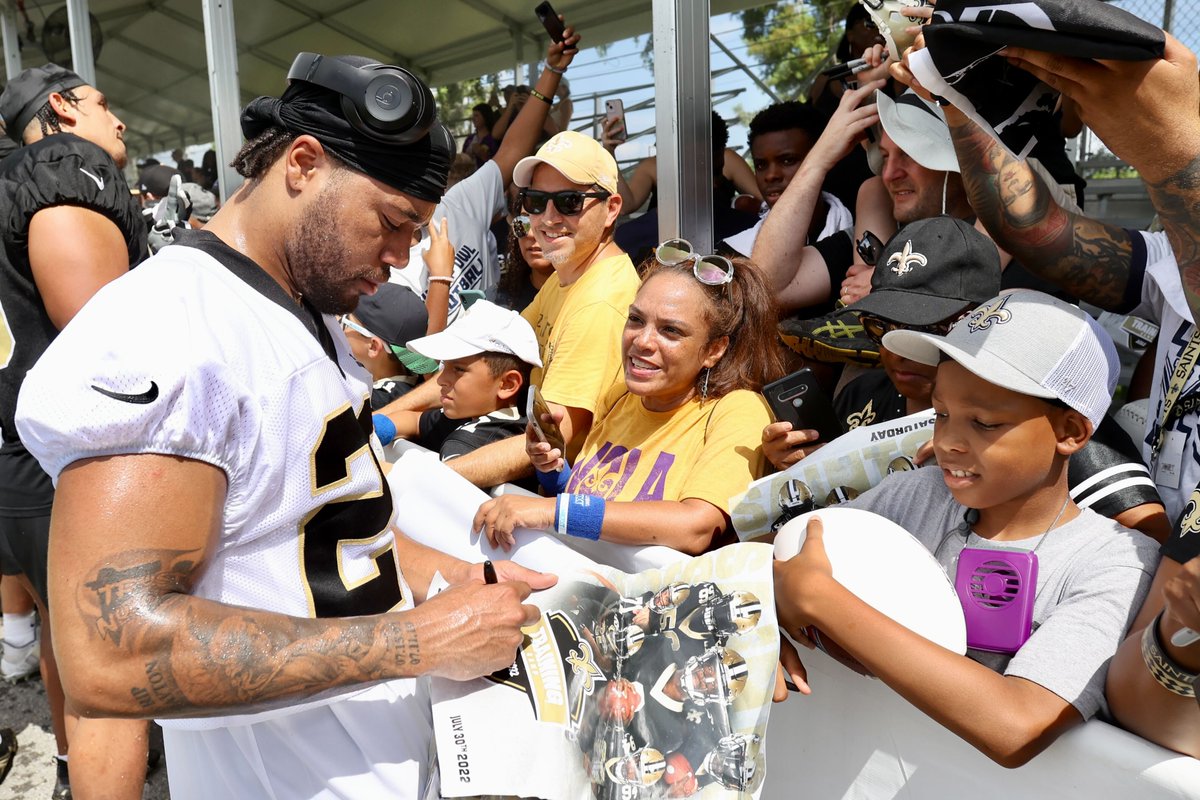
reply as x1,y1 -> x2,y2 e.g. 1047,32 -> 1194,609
702,590 -> 762,637
681,647 -> 748,705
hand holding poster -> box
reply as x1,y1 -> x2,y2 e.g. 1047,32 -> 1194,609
729,409 -> 935,540
429,544 -> 778,800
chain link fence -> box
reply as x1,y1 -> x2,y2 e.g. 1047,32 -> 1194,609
1116,0 -> 1199,52
1068,1 -> 1196,225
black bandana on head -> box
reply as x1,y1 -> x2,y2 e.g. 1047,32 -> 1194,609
240,77 -> 452,202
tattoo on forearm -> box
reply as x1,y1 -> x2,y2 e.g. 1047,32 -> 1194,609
77,548 -> 427,717
950,120 -> 1133,309
83,552 -> 196,647
1145,152 -> 1200,321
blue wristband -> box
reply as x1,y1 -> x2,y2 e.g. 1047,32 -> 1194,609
554,493 -> 605,540
536,462 -> 573,495
373,413 -> 397,446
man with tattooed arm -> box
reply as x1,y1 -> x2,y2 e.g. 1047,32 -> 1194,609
13,55 -> 553,799
894,29 -> 1200,761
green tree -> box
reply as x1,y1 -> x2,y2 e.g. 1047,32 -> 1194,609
740,0 -> 851,101
435,75 -> 493,136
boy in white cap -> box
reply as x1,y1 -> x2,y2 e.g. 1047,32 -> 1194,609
376,301 -> 542,466
775,289 -> 1160,767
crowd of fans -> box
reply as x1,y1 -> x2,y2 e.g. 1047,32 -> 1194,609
0,2 -> 1198,798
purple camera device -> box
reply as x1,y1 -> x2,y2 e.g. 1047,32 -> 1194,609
954,548 -> 1038,654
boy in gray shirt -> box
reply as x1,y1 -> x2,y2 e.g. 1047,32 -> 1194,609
775,290 -> 1160,767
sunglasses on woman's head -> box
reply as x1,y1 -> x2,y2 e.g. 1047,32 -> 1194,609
655,238 -> 735,288
519,188 -> 610,216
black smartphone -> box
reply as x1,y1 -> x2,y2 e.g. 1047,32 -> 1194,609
534,2 -> 566,44
526,384 -> 566,453
762,368 -> 844,443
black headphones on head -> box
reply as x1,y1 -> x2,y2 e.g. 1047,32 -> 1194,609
286,52 -> 436,144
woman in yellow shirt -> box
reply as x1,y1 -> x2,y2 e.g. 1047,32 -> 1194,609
474,243 -> 786,554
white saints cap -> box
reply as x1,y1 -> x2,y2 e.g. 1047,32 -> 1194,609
883,290 -> 1118,429
406,300 -> 542,368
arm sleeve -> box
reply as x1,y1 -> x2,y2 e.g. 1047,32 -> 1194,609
540,302 -> 628,414
1068,415 -> 1162,519
678,392 -> 773,513
1161,481 -> 1200,564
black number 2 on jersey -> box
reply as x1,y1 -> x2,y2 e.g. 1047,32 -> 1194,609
300,402 -> 403,618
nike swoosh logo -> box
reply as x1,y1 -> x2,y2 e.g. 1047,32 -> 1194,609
79,168 -> 105,192
91,382 -> 158,404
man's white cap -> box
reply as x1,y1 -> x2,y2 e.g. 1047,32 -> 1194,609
876,89 -> 959,173
512,130 -> 619,194
883,290 -> 1118,429
407,300 -> 542,368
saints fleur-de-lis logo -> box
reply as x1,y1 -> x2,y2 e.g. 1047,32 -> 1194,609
888,240 -> 927,276
566,640 -> 604,695
967,295 -> 1013,333
846,399 -> 876,429
1180,488 -> 1200,540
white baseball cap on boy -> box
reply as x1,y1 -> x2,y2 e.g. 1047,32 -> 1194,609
406,300 -> 542,368
883,290 -> 1118,429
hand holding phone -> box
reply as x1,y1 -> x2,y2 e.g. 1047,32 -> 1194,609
604,99 -> 627,144
527,385 -> 566,462
534,1 -> 566,44
762,368 -> 844,444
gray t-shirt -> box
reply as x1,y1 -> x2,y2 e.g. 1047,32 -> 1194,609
846,466 -> 1160,720
390,159 -> 505,323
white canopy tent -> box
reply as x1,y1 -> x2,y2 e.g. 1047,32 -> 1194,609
0,0 -> 777,248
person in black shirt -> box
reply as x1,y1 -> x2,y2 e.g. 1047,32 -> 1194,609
0,62 -> 149,800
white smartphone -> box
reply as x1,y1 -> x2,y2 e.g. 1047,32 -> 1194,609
605,99 -> 627,143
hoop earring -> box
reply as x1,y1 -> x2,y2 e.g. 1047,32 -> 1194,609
701,367 -> 710,403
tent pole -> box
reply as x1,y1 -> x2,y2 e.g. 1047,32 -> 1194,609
652,0 -> 712,251
202,0 -> 243,202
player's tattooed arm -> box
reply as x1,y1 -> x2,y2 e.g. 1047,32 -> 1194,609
949,117 -> 1135,310
76,546 -> 431,717
1144,152 -> 1200,322
53,454 -> 538,719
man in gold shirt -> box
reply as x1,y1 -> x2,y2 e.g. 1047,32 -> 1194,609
382,131 -> 638,488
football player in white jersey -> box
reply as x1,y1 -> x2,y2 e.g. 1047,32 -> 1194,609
15,54 -> 558,800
